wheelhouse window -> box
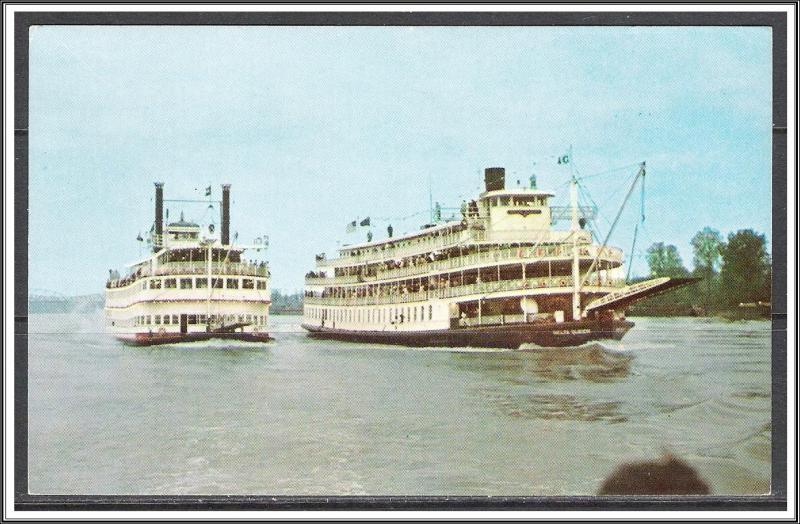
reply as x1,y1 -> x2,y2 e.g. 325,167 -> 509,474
164,278 -> 177,288
242,279 -> 254,289
149,279 -> 162,289
195,278 -> 208,288
188,315 -> 198,325
180,278 -> 193,289
212,278 -> 224,288
226,278 -> 239,289
256,280 -> 267,290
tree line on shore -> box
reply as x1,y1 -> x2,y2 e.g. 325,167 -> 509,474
632,227 -> 771,316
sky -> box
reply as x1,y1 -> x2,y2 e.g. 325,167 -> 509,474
28,25 -> 772,295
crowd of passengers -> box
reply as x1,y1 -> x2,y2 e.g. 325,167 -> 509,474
308,242 -> 597,282
106,259 -> 268,288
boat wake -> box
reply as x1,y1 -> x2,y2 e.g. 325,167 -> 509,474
516,342 -> 634,382
141,338 -> 272,351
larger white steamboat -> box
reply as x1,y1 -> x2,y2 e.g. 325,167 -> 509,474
105,183 -> 272,346
302,164 -> 693,348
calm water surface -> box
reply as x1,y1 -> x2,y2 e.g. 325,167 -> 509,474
28,314 -> 771,495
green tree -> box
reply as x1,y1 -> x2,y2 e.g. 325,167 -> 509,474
646,242 -> 689,278
719,229 -> 771,306
691,227 -> 724,275
690,227 -> 724,310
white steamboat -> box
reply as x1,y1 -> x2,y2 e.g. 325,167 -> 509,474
105,183 -> 272,346
302,164 -> 693,348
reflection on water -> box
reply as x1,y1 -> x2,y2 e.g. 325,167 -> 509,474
495,393 -> 627,423
452,343 -> 632,384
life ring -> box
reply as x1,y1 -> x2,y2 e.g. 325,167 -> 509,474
560,279 -> 567,287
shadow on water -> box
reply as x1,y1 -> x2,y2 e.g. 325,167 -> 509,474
496,393 -> 628,423
134,339 -> 273,358
451,343 -> 633,384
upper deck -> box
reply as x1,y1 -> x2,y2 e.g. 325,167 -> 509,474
315,174 -> 590,271
107,246 -> 269,289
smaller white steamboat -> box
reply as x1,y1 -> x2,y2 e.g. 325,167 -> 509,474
104,183 -> 272,346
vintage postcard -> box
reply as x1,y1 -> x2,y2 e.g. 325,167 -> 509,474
6,5 -> 794,519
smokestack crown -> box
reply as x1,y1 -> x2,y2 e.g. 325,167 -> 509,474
484,167 -> 505,192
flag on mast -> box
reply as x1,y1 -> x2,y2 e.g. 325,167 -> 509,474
557,153 -> 570,165
205,186 -> 212,196
346,220 -> 357,233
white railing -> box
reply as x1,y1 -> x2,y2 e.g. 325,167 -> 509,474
306,243 -> 623,286
106,262 -> 269,289
304,276 -> 625,306
460,313 -> 525,327
317,226 -> 485,268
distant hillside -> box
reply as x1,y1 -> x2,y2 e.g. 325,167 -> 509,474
271,290 -> 303,314
28,293 -> 104,314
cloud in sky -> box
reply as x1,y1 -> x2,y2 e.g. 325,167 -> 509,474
28,26 -> 772,294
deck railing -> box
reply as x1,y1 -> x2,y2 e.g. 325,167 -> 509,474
106,261 -> 269,288
304,275 -> 624,306
307,243 -> 623,286
317,226 -> 484,268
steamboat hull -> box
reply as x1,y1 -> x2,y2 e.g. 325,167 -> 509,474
301,319 -> 634,349
117,331 -> 273,347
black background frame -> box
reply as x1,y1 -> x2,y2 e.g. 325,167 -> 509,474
13,9 -> 790,512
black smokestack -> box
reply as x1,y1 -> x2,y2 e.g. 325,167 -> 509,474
221,184 -> 231,245
154,182 -> 164,252
484,167 -> 505,192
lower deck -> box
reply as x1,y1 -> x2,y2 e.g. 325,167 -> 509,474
104,297 -> 271,341
303,292 -> 616,333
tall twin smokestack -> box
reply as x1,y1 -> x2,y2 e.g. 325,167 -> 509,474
221,184 -> 231,246
154,182 -> 164,252
153,183 -> 231,248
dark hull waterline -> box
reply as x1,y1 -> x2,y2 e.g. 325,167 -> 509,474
301,319 -> 634,349
117,331 -> 273,347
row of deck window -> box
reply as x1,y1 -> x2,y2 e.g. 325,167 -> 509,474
134,313 -> 268,326
142,277 -> 268,290
307,305 -> 434,324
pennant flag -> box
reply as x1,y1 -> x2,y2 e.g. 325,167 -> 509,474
205,186 -> 212,196
360,217 -> 371,227
136,233 -> 143,242
557,154 -> 570,165
346,220 -> 357,233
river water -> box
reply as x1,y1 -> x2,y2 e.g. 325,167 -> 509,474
27,314 -> 771,495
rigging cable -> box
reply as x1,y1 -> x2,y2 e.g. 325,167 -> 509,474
626,170 -> 646,282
